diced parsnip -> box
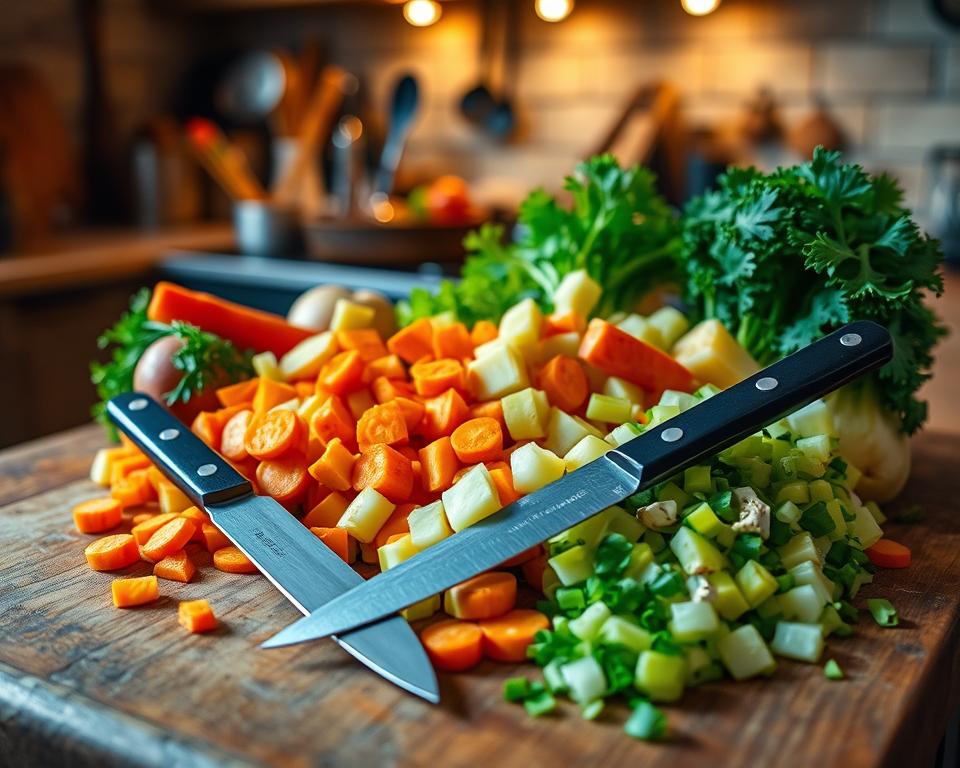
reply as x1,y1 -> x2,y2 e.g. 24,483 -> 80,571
568,602 -> 611,641
771,621 -> 824,663
646,306 -> 690,349
377,533 -> 419,571
548,544 -> 594,585
330,299 -> 376,332
585,393 -> 633,424
501,387 -> 550,440
562,656 -> 607,704
401,594 -> 441,622
778,584 -> 827,623
603,376 -> 645,406
670,527 -> 727,575
543,408 -> 592,456
337,487 -> 396,543
786,399 -> 836,438
672,319 -> 760,389
467,343 -> 530,400
635,650 -> 686,702
617,314 -> 664,349
706,571 -> 751,620
563,435 -> 611,472
407,500 -> 452,549
553,269 -> 601,318
734,560 -> 779,607
533,331 -> 582,364
441,464 -> 501,532
510,442 -> 565,493
598,615 -> 653,653
253,351 -> 284,381
669,601 -> 719,642
717,624 -> 776,680
279,331 -> 339,380
498,298 -> 543,353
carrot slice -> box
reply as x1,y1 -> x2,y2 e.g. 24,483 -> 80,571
308,437 -> 357,491
432,322 -> 474,360
191,411 -> 223,448
352,444 -> 414,502
470,320 -> 498,347
450,416 -> 503,464
244,409 -> 303,460
538,355 -> 589,412
85,534 -> 140,571
131,512 -> 156,526
109,454 -> 151,486
309,526 -> 355,563
216,378 -> 259,408
337,329 -> 387,362
131,512 -> 179,545
73,497 -> 123,534
420,619 -> 484,672
142,517 -> 197,562
444,571 -> 517,620
154,550 -> 197,583
356,402 -> 409,450
220,409 -> 253,462
318,350 -> 365,395
387,318 -> 435,364
178,599 -> 218,633
420,388 -> 470,441
411,358 -> 467,397
201,523 -> 232,553
310,396 -> 356,449
213,546 -> 258,574
256,454 -> 311,505
371,376 -> 416,404
477,609 -> 550,662
418,436 -> 460,494
112,575 -> 159,608
302,491 -> 351,528
364,354 -> 407,383
866,538 -> 912,569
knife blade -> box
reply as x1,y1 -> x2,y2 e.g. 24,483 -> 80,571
106,392 -> 439,703
262,320 -> 892,649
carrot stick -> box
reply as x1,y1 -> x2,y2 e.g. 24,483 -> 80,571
309,526 -> 355,563
213,546 -> 258,574
866,538 -> 912,569
244,409 -> 304,460
178,599 -> 218,633
387,318 -> 435,364
444,571 -> 517,620
419,389 -> 470,441
538,355 -> 589,412
477,609 -> 550,662
420,619 -> 484,672
154,550 -> 197,583
418,436 -> 460,494
148,282 -> 313,357
85,534 -> 140,571
73,497 -> 123,534
411,358 -> 467,397
112,575 -> 160,608
220,409 -> 253,462
256,454 -> 311,505
317,350 -> 365,395
356,402 -> 409,450
310,396 -> 356,449
352,443 -> 413,502
142,517 -> 197,562
450,417 -> 503,464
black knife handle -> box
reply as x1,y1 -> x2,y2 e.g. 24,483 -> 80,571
107,392 -> 252,506
615,320 -> 892,487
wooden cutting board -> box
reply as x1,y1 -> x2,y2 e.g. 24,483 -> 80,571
1,425 -> 958,768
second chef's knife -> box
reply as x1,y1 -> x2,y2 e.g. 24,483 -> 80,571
263,321 -> 892,649
107,393 -> 439,703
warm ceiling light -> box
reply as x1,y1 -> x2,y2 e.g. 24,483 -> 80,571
681,0 -> 720,15
403,0 -> 442,26
535,0 -> 574,22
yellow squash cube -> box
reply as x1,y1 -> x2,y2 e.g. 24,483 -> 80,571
279,331 -> 339,380
467,343 -> 530,400
330,299 -> 376,332
673,319 -> 760,389
502,387 -> 550,440
554,269 -> 601,318
510,442 -> 566,493
441,464 -> 502,532
337,487 -> 396,543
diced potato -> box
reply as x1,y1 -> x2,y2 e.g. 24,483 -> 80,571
377,533 -> 419,571
563,435 -> 611,472
498,298 -> 542,353
533,331 -> 582,364
502,387 -> 550,440
646,306 -> 690,348
408,500 -> 452,549
467,344 -> 530,400
770,621 -> 824,663
252,351 -> 284,381
706,571 -> 751,620
279,331 -> 339,380
158,481 -> 193,516
330,299 -> 376,332
441,464 -> 501,532
553,269 -> 601,318
543,407 -> 592,456
510,442 -> 565,493
401,594 -> 441,622
617,314 -> 664,349
337,487 -> 396,543
603,376 -> 645,406
585,393 -> 633,424
473,338 -> 507,358
672,319 -> 760,389
735,560 -> 779,607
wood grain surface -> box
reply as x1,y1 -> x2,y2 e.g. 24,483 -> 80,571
0,425 -> 958,768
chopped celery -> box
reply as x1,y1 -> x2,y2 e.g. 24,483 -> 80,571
775,500 -> 803,526
776,481 -> 810,506
561,656 -> 607,704
796,435 -> 833,462
707,571 -> 751,620
556,587 -> 586,612
649,404 -> 681,426
586,393 -> 633,424
656,481 -> 692,509
778,584 -> 827,623
771,621 -> 824,662
695,383 -> 721,399
847,503 -> 884,548
524,690 -> 557,717
779,532 -> 821,570
624,700 -> 667,740
786,400 -> 836,438
808,479 -> 834,503
549,545 -> 595,586
634,650 -> 686,702
789,561 -> 837,604
684,502 -> 725,538
598,616 -> 653,653
658,389 -> 699,411
668,601 -> 720,642
867,598 -> 899,627
717,624 -> 776,680
581,699 -> 605,720
824,659 -> 844,680
543,659 -> 568,693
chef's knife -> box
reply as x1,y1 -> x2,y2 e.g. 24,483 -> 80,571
106,392 -> 439,703
263,321 -> 892,649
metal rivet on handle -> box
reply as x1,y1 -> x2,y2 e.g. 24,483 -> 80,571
197,463 -> 218,477
128,398 -> 148,411
159,428 -> 179,441
755,376 -> 778,391
661,427 -> 684,443
840,333 -> 862,347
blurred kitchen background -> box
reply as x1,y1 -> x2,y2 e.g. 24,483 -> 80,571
1,0 -> 959,448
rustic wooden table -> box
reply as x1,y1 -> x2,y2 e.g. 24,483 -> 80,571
0,424 -> 958,768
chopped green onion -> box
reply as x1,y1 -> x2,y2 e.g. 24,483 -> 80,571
624,700 -> 667,740
556,587 -> 586,612
581,699 -> 605,720
799,501 -> 836,537
824,659 -> 844,680
867,598 -> 899,627
523,690 -> 557,717
503,677 -> 531,702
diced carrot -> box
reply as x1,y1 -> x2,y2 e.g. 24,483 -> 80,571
213,546 -> 258,574
294,380 -> 315,398
432,322 -> 474,360
500,544 -> 541,568
244,409 -> 304,460
538,355 -> 589,412
178,599 -> 218,633
450,417 -> 503,465
360,540 -> 379,565
470,320 -> 498,347
521,553 -> 550,593
318,350 -> 365,395
309,526 -> 355,563
419,437 -> 460,493
109,454 -> 151,486
543,311 -> 585,337
252,377 -> 298,413
142,517 -> 196,562
410,358 -> 467,397
420,388 -> 470,441
112,575 -> 159,608
374,504 -> 414,548
420,620 -> 484,672
363,354 -> 407,383
310,396 -> 356,449
73,497 -> 123,534
337,329 -> 388,362
219,409 -> 253,462
387,318 -> 435,364
346,388 -> 376,420
394,397 -> 425,432
397,445 -> 419,461
444,572 -> 517,620
489,466 -> 520,506
370,377 -> 413,405
256,454 -> 311,505
110,471 -> 153,509
469,400 -> 506,434
201,523 -> 232,553
352,443 -> 414,502
154,550 -> 197,583
356,402 -> 409,450
866,538 -> 912,569
308,438 -> 357,491
179,505 -> 209,542
477,609 -> 550,662
85,534 -> 140,571
216,378 -> 259,408
579,318 -> 694,393
302,490 -> 351,528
